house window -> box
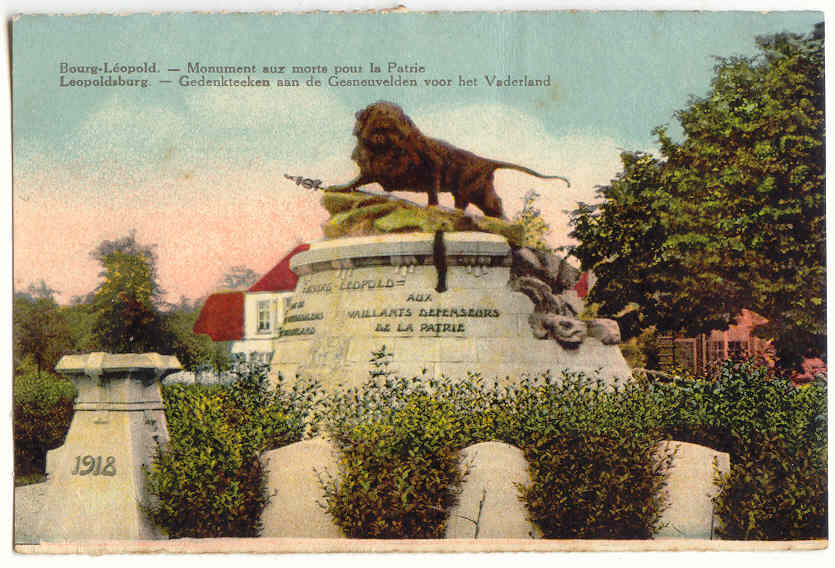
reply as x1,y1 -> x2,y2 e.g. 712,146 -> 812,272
728,340 -> 747,360
257,300 -> 272,333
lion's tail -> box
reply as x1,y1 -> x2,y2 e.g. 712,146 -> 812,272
492,162 -> 571,187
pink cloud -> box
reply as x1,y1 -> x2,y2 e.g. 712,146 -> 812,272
14,163 -> 331,304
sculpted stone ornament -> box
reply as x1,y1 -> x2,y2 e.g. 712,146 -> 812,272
529,313 -> 588,348
509,247 -> 622,349
320,189 -> 526,244
512,246 -> 580,293
327,101 -> 570,218
511,276 -> 573,316
587,318 -> 622,345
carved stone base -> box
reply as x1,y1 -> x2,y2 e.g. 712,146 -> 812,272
31,353 -> 181,542
271,233 -> 630,389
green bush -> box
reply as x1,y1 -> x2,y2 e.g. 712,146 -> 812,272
148,356 -> 826,540
318,375 -> 493,538
651,359 -> 827,540
318,368 -> 673,539
143,364 -> 320,537
522,433 -> 671,538
503,373 -> 672,539
651,360 -> 824,459
713,431 -> 827,540
13,359 -> 76,477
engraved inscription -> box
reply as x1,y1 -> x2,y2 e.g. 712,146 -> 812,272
71,455 -> 117,476
346,306 -> 500,319
420,322 -> 466,333
338,278 -> 405,291
418,307 -> 500,318
348,308 -> 412,319
278,327 -> 316,337
302,283 -> 333,294
283,312 -> 323,323
301,278 -> 408,294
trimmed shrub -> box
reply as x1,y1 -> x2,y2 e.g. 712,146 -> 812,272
651,359 -> 827,540
713,431 -> 827,540
319,370 -> 673,539
318,375 -> 493,538
651,360 -> 823,458
522,433 -> 671,539
503,373 -> 672,539
146,356 -> 826,540
143,364 -> 321,538
13,360 -> 76,477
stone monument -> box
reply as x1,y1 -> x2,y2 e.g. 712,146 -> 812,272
270,228 -> 630,390
33,352 -> 181,541
268,102 -> 629,389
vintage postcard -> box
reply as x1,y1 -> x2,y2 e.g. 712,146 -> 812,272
10,7 -> 827,555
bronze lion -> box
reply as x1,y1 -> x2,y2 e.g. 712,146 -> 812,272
327,101 -> 570,218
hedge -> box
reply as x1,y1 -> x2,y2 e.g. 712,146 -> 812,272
143,363 -> 321,537
316,369 -> 673,539
13,360 -> 76,478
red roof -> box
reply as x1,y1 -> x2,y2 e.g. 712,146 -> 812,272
248,244 -> 310,292
193,291 -> 245,341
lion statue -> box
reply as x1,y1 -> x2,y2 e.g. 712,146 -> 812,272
327,101 -> 570,218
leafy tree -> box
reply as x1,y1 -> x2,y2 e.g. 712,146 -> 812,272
61,302 -> 98,354
513,189 -> 552,252
162,297 -> 230,371
13,281 -> 73,377
90,231 -> 168,353
570,23 -> 824,369
218,266 -> 260,290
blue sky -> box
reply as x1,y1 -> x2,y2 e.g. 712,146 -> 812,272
11,11 -> 823,302
14,12 -> 822,156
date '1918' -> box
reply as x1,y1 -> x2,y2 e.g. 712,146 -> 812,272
71,455 -> 117,476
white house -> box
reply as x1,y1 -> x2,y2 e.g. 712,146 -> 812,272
193,244 -> 310,364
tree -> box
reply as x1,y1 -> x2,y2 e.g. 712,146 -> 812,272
90,231 -> 168,353
570,23 -> 824,370
162,297 -> 230,371
61,302 -> 98,354
218,266 -> 260,290
13,281 -> 73,377
513,189 -> 553,252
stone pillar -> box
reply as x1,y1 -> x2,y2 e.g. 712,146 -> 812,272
655,440 -> 731,539
260,437 -> 344,538
445,441 -> 541,539
37,352 -> 181,542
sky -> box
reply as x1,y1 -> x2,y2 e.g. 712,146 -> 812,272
11,9 -> 823,304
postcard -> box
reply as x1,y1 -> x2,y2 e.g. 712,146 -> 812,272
11,9 -> 827,554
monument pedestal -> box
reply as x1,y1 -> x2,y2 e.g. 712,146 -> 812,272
36,352 -> 181,542
272,232 -> 630,389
